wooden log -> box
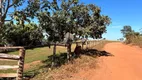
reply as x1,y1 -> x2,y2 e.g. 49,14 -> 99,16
74,42 -> 82,44
16,48 -> 25,80
0,53 -> 20,60
0,59 -> 17,61
0,73 -> 17,77
0,65 -> 19,70
50,43 -> 66,47
0,47 -> 24,49
56,44 -> 66,46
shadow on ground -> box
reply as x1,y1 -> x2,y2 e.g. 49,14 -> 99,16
41,48 -> 113,68
23,49 -> 113,79
81,49 -> 113,57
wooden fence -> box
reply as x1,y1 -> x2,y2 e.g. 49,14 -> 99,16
0,47 -> 25,80
87,40 -> 104,48
75,40 -> 104,49
48,40 -> 103,49
0,40 -> 103,79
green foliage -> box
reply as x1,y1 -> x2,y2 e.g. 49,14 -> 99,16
1,0 -> 111,45
125,31 -> 140,44
0,23 -> 43,46
121,25 -> 133,37
37,0 -> 111,43
121,25 -> 141,44
0,0 -> 49,27
0,0 -> 24,26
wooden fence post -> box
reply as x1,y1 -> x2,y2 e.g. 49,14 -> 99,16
81,42 -> 84,49
89,42 -> 90,48
67,43 -> 71,62
17,48 -> 25,80
86,41 -> 88,49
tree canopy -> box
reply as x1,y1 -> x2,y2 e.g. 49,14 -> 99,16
121,25 -> 133,37
0,0 -> 111,46
37,0 -> 111,43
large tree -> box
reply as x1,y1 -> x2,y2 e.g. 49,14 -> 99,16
37,0 -> 111,64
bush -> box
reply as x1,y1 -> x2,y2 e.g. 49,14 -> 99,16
0,23 -> 44,46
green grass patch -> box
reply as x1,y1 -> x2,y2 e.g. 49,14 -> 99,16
0,44 -> 76,75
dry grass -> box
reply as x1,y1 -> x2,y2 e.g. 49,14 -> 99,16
92,40 -> 116,50
30,55 -> 97,80
30,40 -> 112,80
132,37 -> 142,48
125,36 -> 142,48
0,40 -> 112,79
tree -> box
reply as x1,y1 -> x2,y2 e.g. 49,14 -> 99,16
0,0 -> 25,27
0,0 -> 50,46
121,25 -> 141,44
0,23 -> 43,46
37,0 -> 111,65
0,0 -> 51,28
121,25 -> 132,37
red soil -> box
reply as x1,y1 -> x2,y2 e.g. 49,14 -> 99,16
71,42 -> 142,80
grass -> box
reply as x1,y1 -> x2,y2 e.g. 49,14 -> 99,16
30,40 -> 113,80
131,37 -> 142,48
0,44 -> 76,64
125,36 -> 142,48
0,40 -> 113,79
0,44 -> 76,74
92,40 -> 117,50
30,55 -> 98,80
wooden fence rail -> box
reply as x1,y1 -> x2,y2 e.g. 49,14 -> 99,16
0,40 -> 103,79
75,40 -> 104,49
0,47 -> 25,80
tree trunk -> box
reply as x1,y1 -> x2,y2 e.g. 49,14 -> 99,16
51,42 -> 56,68
82,42 -> 84,49
86,41 -> 88,49
67,43 -> 72,62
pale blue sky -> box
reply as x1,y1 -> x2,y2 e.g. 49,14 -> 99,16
80,0 -> 142,40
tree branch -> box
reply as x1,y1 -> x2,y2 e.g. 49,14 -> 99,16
2,0 -> 10,21
2,0 -> 17,22
8,0 -> 16,8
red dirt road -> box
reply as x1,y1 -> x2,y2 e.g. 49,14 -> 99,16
73,42 -> 142,80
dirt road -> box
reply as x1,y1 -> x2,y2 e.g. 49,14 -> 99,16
73,42 -> 142,80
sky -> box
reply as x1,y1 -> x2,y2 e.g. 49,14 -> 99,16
6,0 -> 142,40
80,0 -> 142,40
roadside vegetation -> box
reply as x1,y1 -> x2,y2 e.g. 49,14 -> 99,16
30,40 -> 112,80
121,26 -> 142,47
0,40 -> 112,79
0,0 -> 111,80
